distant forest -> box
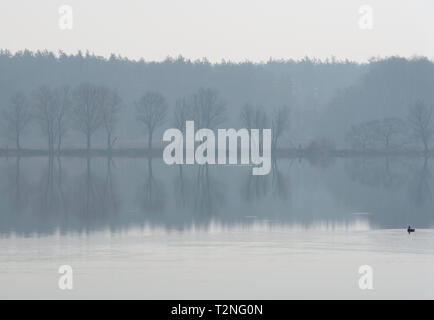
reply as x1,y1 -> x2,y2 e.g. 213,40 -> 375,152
1,49 -> 434,154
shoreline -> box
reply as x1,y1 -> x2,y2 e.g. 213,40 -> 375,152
0,148 -> 431,158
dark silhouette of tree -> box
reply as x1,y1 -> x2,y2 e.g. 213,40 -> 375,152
191,88 -> 226,129
373,118 -> 407,149
1,92 -> 32,151
173,97 -> 193,133
72,83 -> 104,152
240,103 -> 269,129
54,86 -> 72,153
135,91 -> 168,151
271,105 -> 289,151
346,122 -> 375,150
346,118 -> 407,150
408,102 -> 433,154
99,86 -> 121,152
33,86 -> 57,155
240,103 -> 269,158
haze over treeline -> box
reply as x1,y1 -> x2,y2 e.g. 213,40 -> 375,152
1,49 -> 433,151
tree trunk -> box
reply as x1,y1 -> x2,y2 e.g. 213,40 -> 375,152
148,131 -> 153,153
87,133 -> 91,154
48,134 -> 52,157
107,132 -> 112,153
16,132 -> 20,151
272,136 -> 278,152
423,138 -> 429,155
57,135 -> 62,155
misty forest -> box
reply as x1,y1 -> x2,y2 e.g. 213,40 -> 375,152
0,50 -> 434,234
1,49 -> 434,155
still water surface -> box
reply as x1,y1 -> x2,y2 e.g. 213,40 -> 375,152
0,157 -> 433,299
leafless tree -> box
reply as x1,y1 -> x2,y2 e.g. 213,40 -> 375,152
1,92 -> 32,151
240,103 -> 269,154
271,105 -> 290,151
347,118 -> 407,151
54,86 -> 72,153
408,102 -> 433,154
191,88 -> 226,129
173,97 -> 193,134
98,86 -> 121,152
34,86 -> 57,155
346,122 -> 376,150
34,86 -> 72,155
135,91 -> 168,151
372,118 -> 407,149
72,83 -> 104,152
240,103 -> 269,129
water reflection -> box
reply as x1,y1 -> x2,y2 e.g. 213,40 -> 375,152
0,156 -> 433,236
138,157 -> 166,215
342,157 -> 434,228
193,164 -> 225,218
409,157 -> 432,206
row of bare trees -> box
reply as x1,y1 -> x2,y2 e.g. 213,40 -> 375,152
134,87 -> 227,151
346,102 -> 434,154
1,83 -> 121,154
135,87 -> 290,151
240,103 -> 290,151
1,85 -> 291,153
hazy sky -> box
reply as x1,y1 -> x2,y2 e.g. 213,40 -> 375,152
1,0 -> 433,62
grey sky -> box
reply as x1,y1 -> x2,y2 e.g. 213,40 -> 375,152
1,0 -> 433,62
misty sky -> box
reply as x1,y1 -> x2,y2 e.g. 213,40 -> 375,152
1,0 -> 433,62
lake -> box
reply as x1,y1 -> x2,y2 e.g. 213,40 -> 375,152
0,156 -> 433,299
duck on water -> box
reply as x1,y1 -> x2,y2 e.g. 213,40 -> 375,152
407,226 -> 415,234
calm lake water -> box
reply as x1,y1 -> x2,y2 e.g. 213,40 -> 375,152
0,156 -> 433,299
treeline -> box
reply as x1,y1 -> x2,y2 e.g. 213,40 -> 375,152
2,84 -> 120,153
346,102 -> 433,154
0,49 -> 363,146
325,57 -> 434,149
1,84 -> 290,153
2,50 -> 434,153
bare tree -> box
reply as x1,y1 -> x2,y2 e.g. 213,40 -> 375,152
372,118 -> 407,149
173,97 -> 193,133
408,102 -> 433,154
54,86 -> 72,153
34,86 -> 57,155
271,105 -> 290,151
98,86 -> 121,152
191,88 -> 225,129
1,92 -> 32,151
347,118 -> 407,151
72,83 -> 104,152
240,103 -> 269,129
346,122 -> 374,150
135,91 -> 168,151
240,103 -> 269,153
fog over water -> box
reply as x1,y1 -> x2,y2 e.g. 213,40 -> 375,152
0,155 -> 433,299
0,157 -> 433,235
1,2 -> 434,297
